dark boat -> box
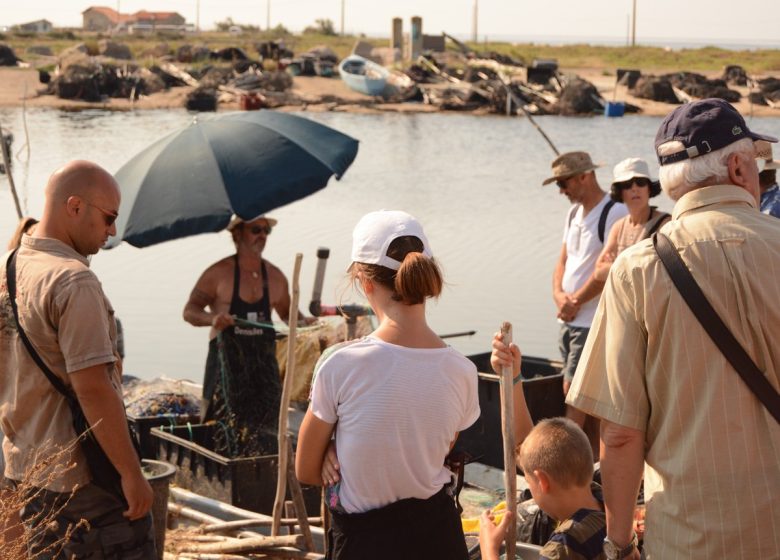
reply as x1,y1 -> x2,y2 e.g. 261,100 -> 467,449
455,353 -> 565,469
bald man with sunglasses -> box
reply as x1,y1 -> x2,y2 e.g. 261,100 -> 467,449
0,160 -> 156,558
183,215 -> 312,457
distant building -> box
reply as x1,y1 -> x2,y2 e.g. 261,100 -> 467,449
82,6 -> 186,33
13,19 -> 53,33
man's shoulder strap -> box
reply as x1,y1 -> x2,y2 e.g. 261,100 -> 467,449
598,200 -> 616,244
653,232 -> 780,424
5,249 -> 73,401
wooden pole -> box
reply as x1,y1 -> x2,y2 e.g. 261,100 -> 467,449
200,516 -> 322,533
286,440 -> 315,551
503,86 -> 560,156
0,123 -> 22,220
499,321 -> 517,560
178,534 -> 303,553
272,253 -> 303,536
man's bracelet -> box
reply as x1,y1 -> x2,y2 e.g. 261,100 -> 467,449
513,374 -> 523,385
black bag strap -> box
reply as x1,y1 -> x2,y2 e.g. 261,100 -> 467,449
598,200 -> 616,243
644,211 -> 670,239
6,249 -> 75,403
653,233 -> 780,424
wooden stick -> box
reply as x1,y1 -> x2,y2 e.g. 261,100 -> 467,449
201,517 -> 322,533
286,440 -> 315,551
499,321 -> 517,560
0,122 -> 22,219
178,534 -> 303,554
273,253 -> 303,536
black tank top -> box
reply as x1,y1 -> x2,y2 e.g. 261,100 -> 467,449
229,255 -> 276,342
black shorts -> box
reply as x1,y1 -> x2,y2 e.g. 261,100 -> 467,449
327,486 -> 468,560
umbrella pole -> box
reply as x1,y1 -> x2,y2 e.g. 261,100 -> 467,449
499,321 -> 517,560
272,253 -> 303,537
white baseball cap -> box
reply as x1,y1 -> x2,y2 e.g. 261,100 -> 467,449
351,210 -> 433,271
612,157 -> 655,184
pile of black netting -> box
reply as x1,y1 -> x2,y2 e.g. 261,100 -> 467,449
209,331 -> 282,458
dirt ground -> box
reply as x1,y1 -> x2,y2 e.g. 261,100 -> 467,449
0,66 -> 777,117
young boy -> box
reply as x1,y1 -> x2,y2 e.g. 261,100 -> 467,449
479,417 -> 607,560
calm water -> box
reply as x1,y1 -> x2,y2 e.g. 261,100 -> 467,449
2,108 -> 779,380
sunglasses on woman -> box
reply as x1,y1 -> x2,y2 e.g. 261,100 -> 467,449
614,177 -> 651,191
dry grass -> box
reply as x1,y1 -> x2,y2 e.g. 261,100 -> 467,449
0,439 -> 87,559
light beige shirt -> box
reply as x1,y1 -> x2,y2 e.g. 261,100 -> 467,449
0,236 -> 119,492
567,185 -> 780,559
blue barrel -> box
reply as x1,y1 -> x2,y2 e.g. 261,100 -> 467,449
604,101 -> 625,117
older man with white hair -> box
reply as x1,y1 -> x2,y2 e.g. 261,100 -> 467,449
567,99 -> 780,559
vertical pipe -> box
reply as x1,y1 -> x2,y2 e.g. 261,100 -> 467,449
267,0 -> 271,32
410,16 -> 422,61
472,0 -> 478,43
196,0 -> 200,32
340,0 -> 345,36
391,17 -> 403,62
631,0 -> 637,47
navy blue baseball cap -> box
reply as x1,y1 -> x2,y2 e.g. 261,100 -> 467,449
655,98 -> 777,166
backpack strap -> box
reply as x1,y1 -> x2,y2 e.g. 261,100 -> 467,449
598,200 -> 616,243
653,233 -> 780,424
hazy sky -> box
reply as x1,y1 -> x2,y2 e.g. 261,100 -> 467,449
2,0 -> 779,45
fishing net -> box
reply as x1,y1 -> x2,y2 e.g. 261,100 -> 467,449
207,330 -> 281,458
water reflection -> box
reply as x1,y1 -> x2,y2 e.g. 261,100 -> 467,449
1,108 -> 779,380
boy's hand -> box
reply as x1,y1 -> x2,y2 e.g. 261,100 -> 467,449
479,508 -> 514,560
490,332 -> 522,378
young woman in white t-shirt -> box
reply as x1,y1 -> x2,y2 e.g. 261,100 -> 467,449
295,210 -> 480,560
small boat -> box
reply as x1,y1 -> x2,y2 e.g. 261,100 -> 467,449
338,54 -> 389,96
455,352 -> 564,469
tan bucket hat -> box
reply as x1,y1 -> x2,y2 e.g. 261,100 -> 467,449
226,214 -> 278,232
542,151 -> 602,185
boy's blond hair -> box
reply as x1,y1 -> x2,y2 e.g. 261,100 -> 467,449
517,417 -> 593,488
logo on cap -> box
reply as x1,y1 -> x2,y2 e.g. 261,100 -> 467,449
732,126 -> 742,136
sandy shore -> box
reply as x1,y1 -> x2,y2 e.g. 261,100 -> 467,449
1,66 -> 777,117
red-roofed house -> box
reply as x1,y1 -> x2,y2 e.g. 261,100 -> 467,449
82,6 -> 185,32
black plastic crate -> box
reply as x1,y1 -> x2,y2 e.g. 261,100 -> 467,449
129,414 -> 201,459
150,424 -> 320,516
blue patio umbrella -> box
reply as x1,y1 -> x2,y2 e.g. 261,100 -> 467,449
106,110 -> 359,248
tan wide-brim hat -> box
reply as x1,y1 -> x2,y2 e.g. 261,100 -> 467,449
542,151 -> 602,185
756,140 -> 780,170
226,214 -> 278,232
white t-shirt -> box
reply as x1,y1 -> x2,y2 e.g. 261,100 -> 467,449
309,336 -> 480,514
561,194 -> 627,328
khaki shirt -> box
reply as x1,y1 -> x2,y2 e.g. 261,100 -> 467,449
0,236 -> 119,492
567,185 -> 780,559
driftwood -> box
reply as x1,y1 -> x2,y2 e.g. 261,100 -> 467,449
201,516 -> 322,533
178,534 -> 303,554
161,62 -> 200,87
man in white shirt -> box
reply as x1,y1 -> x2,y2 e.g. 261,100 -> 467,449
543,152 -> 627,433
